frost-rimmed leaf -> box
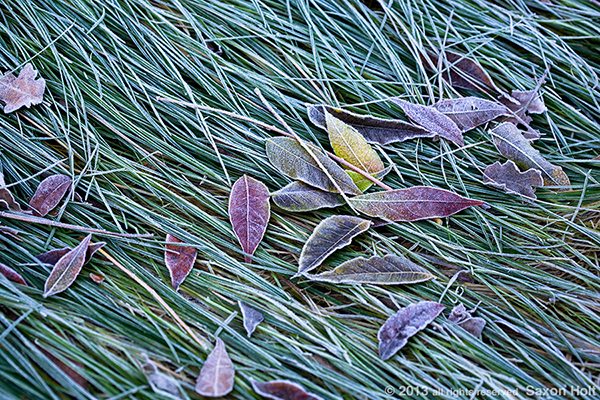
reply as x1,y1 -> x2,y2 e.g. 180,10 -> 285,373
348,187 -> 482,221
43,234 -> 92,298
491,122 -> 570,187
36,242 -> 105,266
141,353 -> 183,399
500,89 -> 546,140
239,301 -> 264,337
308,104 -> 431,145
266,137 -> 361,195
448,304 -> 486,337
165,234 -> 197,290
307,254 -> 435,285
483,160 -> 543,200
433,97 -> 508,132
0,172 -> 22,212
250,378 -> 324,400
390,98 -> 464,146
0,63 -> 45,113
195,338 -> 235,397
271,181 -> 344,212
29,174 -> 72,217
426,50 -> 498,92
378,301 -> 445,360
0,263 -> 27,285
346,165 -> 392,193
295,215 -> 372,277
229,175 -> 270,263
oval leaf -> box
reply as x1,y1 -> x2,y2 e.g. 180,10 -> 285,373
483,160 -> 543,200
43,234 -> 92,298
0,263 -> 27,285
89,273 -> 105,284
250,378 -> 324,400
378,301 -> 445,360
433,97 -> 508,132
0,63 -> 45,113
29,174 -> 72,217
348,187 -> 482,221
195,338 -> 235,397
239,301 -> 264,337
271,181 -> 344,212
307,254 -> 435,285
229,175 -> 270,263
165,234 -> 197,290
266,137 -> 361,195
296,215 -> 372,277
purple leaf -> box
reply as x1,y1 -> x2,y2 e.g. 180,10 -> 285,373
195,338 -> 235,397
448,303 -> 486,337
29,174 -> 72,217
433,97 -> 509,132
0,172 -> 22,212
36,242 -> 105,266
483,160 -> 543,200
164,234 -> 197,290
43,234 -> 91,297
0,263 -> 27,285
250,378 -> 324,400
239,301 -> 264,337
425,50 -> 498,93
271,181 -> 344,212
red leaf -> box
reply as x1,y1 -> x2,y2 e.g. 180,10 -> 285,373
89,272 -> 105,283
0,263 -> 27,285
195,338 -> 235,397
228,175 -> 270,263
164,234 -> 197,290
36,242 -> 105,266
29,174 -> 72,217
250,378 -> 324,400
43,234 -> 91,297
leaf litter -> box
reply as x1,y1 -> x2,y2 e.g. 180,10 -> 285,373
0,63 -> 45,113
448,303 -> 486,337
433,97 -> 509,132
141,353 -> 183,399
195,338 -> 235,397
165,234 -> 197,290
250,378 -> 324,400
483,160 -> 543,200
271,181 -> 344,212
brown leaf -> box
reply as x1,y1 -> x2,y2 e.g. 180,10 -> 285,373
0,263 -> 27,285
89,272 -> 105,283
43,234 -> 92,297
29,174 -> 72,217
483,160 -> 543,199
425,50 -> 497,92
229,175 -> 270,263
499,89 -> 546,140
36,242 -> 105,266
378,301 -> 445,360
348,187 -> 483,221
38,342 -> 88,389
239,301 -> 264,337
164,234 -> 197,290
390,98 -> 464,146
433,97 -> 508,132
250,378 -> 324,400
448,303 -> 486,337
271,181 -> 344,212
141,353 -> 183,399
0,63 -> 45,113
0,172 -> 22,212
195,338 -> 235,397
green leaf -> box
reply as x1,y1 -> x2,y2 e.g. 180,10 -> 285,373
346,165 -> 392,192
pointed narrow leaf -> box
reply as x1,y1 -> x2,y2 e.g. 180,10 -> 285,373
29,174 -> 72,217
266,137 -> 361,195
346,165 -> 392,192
349,187 -> 482,221
449,303 -> 486,337
271,181 -> 344,212
483,160 -> 543,199
229,175 -> 270,263
250,378 -> 324,400
491,122 -> 570,187
142,353 -> 183,399
165,234 -> 197,290
390,99 -> 464,146
296,215 -> 372,277
195,338 -> 235,397
426,50 -> 497,92
308,104 -> 432,145
36,242 -> 105,266
0,263 -> 27,285
308,254 -> 435,285
239,301 -> 264,337
433,97 -> 508,132
0,172 -> 22,211
378,301 -> 445,360
0,63 -> 45,113
43,234 -> 92,297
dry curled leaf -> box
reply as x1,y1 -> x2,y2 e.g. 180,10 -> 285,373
433,97 -> 508,132
36,242 -> 105,266
141,353 -> 183,399
229,175 -> 270,263
271,181 -> 344,212
0,63 -> 45,113
425,50 -> 498,93
448,303 -> 486,337
239,301 -> 264,337
295,215 -> 372,278
491,122 -> 570,187
346,165 -> 392,193
390,98 -> 464,146
43,234 -> 92,298
29,174 -> 72,217
0,263 -> 27,285
378,301 -> 445,360
307,254 -> 435,285
308,104 -> 431,145
0,172 -> 22,212
348,187 -> 482,221
195,338 -> 235,397
483,160 -> 543,200
266,137 -> 361,195
165,234 -> 197,290
250,378 -> 324,400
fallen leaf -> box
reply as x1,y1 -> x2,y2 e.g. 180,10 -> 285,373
295,215 -> 372,277
89,273 -> 105,283
36,242 -> 106,266
165,234 -> 197,290
491,122 -> 570,187
448,303 -> 486,337
346,165 -> 392,193
229,175 -> 270,263
483,160 -> 543,199
266,137 -> 361,195
195,338 -> 235,397
29,174 -> 72,217
433,97 -> 508,132
39,341 -> 88,389
378,301 -> 445,360
141,353 -> 183,399
510,90 -> 547,114
308,104 -> 432,145
271,181 -> 344,212
0,172 -> 22,211
307,254 -> 435,285
0,63 -> 45,113
43,234 -> 92,298
239,301 -> 264,337
390,98 -> 464,146
0,263 -> 27,285
348,187 -> 483,221
250,378 -> 324,400
426,50 -> 497,92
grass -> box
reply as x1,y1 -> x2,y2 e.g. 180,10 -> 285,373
0,0 -> 599,399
